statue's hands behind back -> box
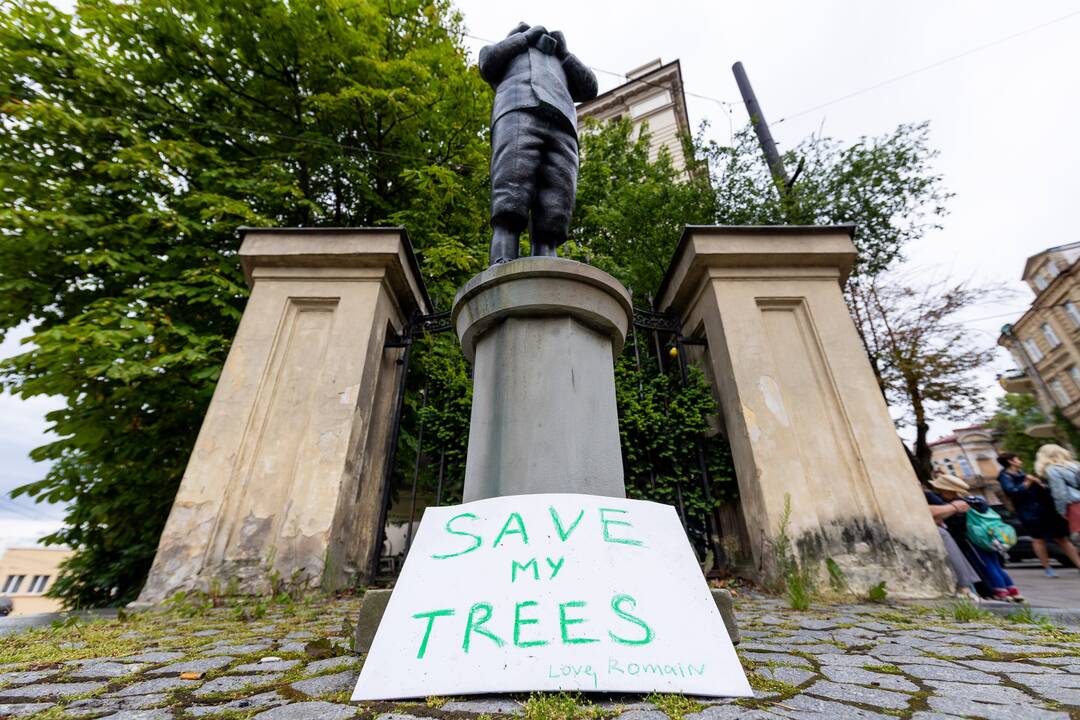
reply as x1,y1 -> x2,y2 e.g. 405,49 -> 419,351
523,24 -> 548,45
549,31 -> 569,60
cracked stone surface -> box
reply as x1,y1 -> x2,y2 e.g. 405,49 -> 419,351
0,592 -> 1076,719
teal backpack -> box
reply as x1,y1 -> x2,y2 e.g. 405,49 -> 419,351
966,506 -> 1017,552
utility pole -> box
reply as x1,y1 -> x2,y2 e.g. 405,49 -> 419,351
732,61 -> 787,187
732,61 -> 799,196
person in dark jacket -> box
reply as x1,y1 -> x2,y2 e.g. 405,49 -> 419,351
478,22 -> 598,264
927,473 -> 1023,602
998,453 -> 1080,577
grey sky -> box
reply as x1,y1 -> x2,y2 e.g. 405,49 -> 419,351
3,1 -> 1078,545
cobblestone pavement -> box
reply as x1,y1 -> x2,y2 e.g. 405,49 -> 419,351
1,592 -> 1078,719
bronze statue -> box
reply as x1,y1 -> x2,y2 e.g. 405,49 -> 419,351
479,23 -> 598,265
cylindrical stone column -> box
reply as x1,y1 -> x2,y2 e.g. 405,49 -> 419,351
452,257 -> 633,501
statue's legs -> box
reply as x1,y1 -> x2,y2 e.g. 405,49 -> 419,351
530,122 -> 578,258
489,223 -> 521,265
489,109 -> 579,263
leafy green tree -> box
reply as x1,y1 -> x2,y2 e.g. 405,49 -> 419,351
707,122 -> 952,281
0,0 -> 489,607
567,118 -> 716,297
988,394 -> 1047,469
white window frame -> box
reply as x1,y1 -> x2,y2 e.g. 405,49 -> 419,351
27,575 -> 49,594
1066,301 -> 1080,328
1047,261 -> 1061,278
1035,274 -> 1049,291
1042,323 -> 1062,347
1071,367 -> 1080,391
2,575 -> 25,594
956,457 -> 974,478
1024,338 -> 1044,362
1051,378 -> 1071,406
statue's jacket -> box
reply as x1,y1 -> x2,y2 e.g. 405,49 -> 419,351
478,33 -> 598,137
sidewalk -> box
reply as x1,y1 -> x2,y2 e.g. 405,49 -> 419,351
0,592 -> 1077,719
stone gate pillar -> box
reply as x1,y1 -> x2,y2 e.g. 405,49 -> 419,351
657,226 -> 951,598
136,228 -> 430,605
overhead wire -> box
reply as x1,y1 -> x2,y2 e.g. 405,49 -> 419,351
773,8 -> 1080,126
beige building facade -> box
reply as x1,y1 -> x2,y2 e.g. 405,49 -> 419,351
928,425 -> 1003,504
0,547 -> 72,615
576,58 -> 692,173
999,241 -> 1080,436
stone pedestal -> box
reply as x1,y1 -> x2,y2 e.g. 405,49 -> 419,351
452,258 -> 632,501
136,228 -> 430,604
657,226 -> 952,598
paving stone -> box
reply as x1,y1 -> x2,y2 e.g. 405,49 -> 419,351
191,629 -> 223,637
144,656 -> 235,677
205,643 -> 271,656
737,651 -> 813,668
805,680 -> 911,710
960,659 -> 1062,674
303,656 -> 360,675
769,694 -> 894,719
614,712 -> 673,720
927,695 -> 1069,719
798,619 -> 838,630
442,698 -> 523,715
277,641 -> 307,653
64,694 -> 166,717
899,663 -> 998,683
983,643 -> 1064,655
1031,656 -> 1080,665
686,707 -> 782,720
868,653 -> 957,667
374,715 -> 425,720
193,673 -> 283,696
908,714 -> 963,720
0,670 -> 56,685
97,710 -> 174,719
1010,672 -> 1080,688
186,690 -> 289,717
233,660 -> 300,673
253,701 -> 356,719
0,703 -> 53,717
820,665 -> 919,692
107,677 -> 200,696
124,652 -> 185,663
68,661 -> 146,679
813,653 -> 878,667
0,681 -> 106,700
922,644 -> 981,657
289,669 -> 357,697
755,666 -> 815,687
284,631 -> 315,640
923,680 -> 1034,704
856,621 -> 897,632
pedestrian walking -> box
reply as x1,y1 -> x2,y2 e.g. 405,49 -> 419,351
999,451 -> 1080,577
926,474 -> 1024,602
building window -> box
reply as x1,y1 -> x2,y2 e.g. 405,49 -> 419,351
957,458 -> 974,478
1047,261 -> 1061,278
1035,274 -> 1049,291
2,575 -> 25,594
1071,367 -> 1080,390
1051,378 -> 1071,406
1065,301 -> 1080,328
27,575 -> 49,594
1042,323 -> 1062,347
1024,338 -> 1044,362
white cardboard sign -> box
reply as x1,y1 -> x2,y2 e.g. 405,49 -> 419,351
352,493 -> 752,700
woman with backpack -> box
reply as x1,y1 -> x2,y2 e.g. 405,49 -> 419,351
926,473 -> 1024,602
999,451 -> 1080,577
1034,444 -> 1080,541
